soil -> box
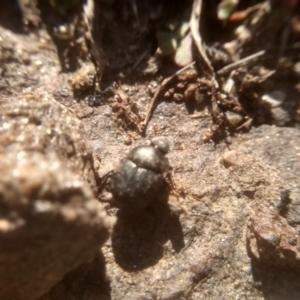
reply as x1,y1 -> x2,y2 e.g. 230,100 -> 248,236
1,0 -> 300,299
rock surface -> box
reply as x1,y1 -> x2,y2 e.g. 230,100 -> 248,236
1,2 -> 300,300
42,126 -> 300,299
0,94 -> 114,300
247,206 -> 300,269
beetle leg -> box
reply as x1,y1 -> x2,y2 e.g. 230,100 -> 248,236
97,170 -> 114,194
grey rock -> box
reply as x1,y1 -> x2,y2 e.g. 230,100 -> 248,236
225,111 -> 243,127
271,106 -> 292,126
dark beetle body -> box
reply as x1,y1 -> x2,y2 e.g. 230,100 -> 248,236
110,143 -> 170,211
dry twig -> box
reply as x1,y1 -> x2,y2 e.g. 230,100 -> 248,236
141,62 -> 196,132
83,0 -> 107,81
190,0 -> 214,73
216,50 -> 265,75
229,3 -> 265,22
132,49 -> 149,70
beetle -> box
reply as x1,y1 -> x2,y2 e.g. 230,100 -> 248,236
109,138 -> 171,211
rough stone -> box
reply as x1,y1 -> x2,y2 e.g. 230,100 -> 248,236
0,94 -> 114,300
247,206 -> 300,269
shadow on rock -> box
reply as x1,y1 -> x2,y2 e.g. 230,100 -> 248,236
0,0 -> 23,33
250,259 -> 300,300
246,205 -> 300,299
112,202 -> 184,272
39,252 -> 111,300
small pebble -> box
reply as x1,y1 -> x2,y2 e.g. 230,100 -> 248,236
173,93 -> 183,102
225,111 -> 243,127
184,84 -> 197,102
271,107 -> 291,126
261,91 -> 285,108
